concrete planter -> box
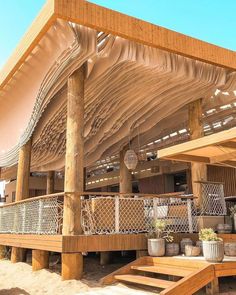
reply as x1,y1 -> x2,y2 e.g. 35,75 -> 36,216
180,238 -> 193,253
165,243 -> 179,256
148,238 -> 165,257
202,241 -> 224,262
185,245 -> 201,257
224,242 -> 236,256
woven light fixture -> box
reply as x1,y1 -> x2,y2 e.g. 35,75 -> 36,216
124,149 -> 138,170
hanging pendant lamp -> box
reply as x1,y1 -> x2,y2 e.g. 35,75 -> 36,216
124,149 -> 138,170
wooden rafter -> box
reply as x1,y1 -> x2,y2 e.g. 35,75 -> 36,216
158,128 -> 236,165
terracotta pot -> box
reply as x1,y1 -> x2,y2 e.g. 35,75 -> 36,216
224,242 -> 236,256
148,238 -> 165,257
180,238 -> 193,253
165,243 -> 179,256
202,241 -> 224,262
185,245 -> 201,257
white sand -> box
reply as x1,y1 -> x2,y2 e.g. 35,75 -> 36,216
0,258 -> 157,295
0,258 -> 235,295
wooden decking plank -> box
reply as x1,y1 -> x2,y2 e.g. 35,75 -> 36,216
131,265 -> 194,277
115,274 -> 174,289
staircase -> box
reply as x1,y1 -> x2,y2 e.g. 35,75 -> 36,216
102,256 -> 215,295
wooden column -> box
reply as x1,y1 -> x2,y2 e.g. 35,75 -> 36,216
119,147 -> 132,193
188,99 -> 207,207
15,140 -> 31,201
32,250 -> 49,271
11,139 -> 31,263
62,64 -> 86,280
46,171 -> 55,194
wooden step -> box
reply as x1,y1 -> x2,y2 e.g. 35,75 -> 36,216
114,274 -> 175,289
131,265 -> 194,277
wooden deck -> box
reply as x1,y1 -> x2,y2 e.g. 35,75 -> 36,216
0,233 -> 235,253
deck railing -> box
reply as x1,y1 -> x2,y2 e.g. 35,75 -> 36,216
0,193 -> 64,235
0,191 -> 198,235
81,192 -> 198,235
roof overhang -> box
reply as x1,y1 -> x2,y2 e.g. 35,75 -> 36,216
1,0 -> 236,92
157,128 -> 236,165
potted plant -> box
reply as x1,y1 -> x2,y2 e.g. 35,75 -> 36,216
147,219 -> 173,257
199,228 -> 224,262
229,205 -> 236,232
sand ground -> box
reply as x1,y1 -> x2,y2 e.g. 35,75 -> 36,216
0,255 -> 236,295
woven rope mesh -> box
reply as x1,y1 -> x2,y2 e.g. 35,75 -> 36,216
81,195 -> 197,234
0,196 -> 63,234
200,182 -> 226,215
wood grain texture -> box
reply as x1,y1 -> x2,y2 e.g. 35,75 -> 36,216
15,140 -> 31,201
32,250 -> 49,271
161,265 -> 215,295
158,128 -> 236,164
189,99 -> 207,206
61,253 -> 83,280
63,65 -> 86,236
62,233 -> 147,253
54,0 -> 236,70
0,234 -> 62,252
46,171 -> 55,194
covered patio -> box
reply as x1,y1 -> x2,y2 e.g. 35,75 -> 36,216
1,1 -> 236,290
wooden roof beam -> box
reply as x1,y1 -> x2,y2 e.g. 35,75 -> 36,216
54,0 -> 236,70
1,0 -> 236,92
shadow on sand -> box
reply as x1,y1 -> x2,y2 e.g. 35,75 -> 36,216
0,288 -> 30,295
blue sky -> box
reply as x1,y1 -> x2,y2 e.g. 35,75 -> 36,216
0,0 -> 236,69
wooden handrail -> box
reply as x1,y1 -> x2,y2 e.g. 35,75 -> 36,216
0,191 -> 65,208
0,191 -> 195,208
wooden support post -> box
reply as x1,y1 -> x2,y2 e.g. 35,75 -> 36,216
62,64 -> 86,280
46,171 -> 55,194
32,250 -> 49,271
11,247 -> 25,263
62,253 -> 83,280
206,278 -> 219,295
119,147 -> 132,193
11,139 -> 31,263
188,99 -> 207,207
0,245 -> 6,259
100,251 -> 112,266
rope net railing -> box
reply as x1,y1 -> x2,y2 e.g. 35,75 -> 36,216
199,181 -> 227,216
81,193 -> 198,235
0,193 -> 63,235
0,182 -> 227,236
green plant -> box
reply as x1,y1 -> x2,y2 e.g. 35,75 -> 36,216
148,219 -> 174,242
229,205 -> 236,218
199,228 -> 222,242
